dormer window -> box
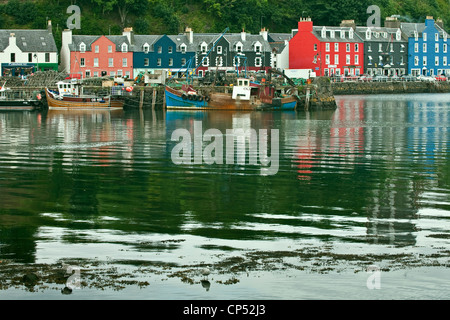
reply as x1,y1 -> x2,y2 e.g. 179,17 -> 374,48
444,33 -> 448,42
80,42 -> 86,53
340,31 -> 345,39
121,43 -> 128,53
236,43 -> 243,53
414,31 -> 418,41
396,30 -> 401,41
330,30 -> 335,38
180,43 -> 187,53
423,33 -> 427,41
201,43 -> 207,53
383,32 -> 387,38
435,33 -> 439,41
255,45 -> 261,53
349,29 -> 354,39
143,44 -> 149,54
366,29 -> 371,40
321,27 -> 326,38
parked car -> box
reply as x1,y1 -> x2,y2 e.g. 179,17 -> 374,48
435,75 -> 447,81
417,75 -> 436,82
358,74 -> 373,82
373,75 -> 389,82
401,75 -> 417,82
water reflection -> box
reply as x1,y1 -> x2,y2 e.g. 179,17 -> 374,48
0,94 -> 449,265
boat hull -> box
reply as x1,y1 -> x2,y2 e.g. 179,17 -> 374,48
0,100 -> 41,110
165,86 -> 297,111
45,89 -> 124,110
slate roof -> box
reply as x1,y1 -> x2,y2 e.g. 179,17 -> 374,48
68,35 -> 131,52
354,27 -> 408,42
312,26 -> 363,43
268,33 -> 292,43
0,29 -> 57,52
400,23 -> 426,37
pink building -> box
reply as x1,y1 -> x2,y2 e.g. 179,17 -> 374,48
60,29 -> 133,78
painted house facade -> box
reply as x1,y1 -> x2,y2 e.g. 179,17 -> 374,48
61,29 -> 133,78
0,21 -> 58,76
355,18 -> 409,76
268,31 -> 292,70
130,28 -> 196,78
193,30 -> 272,76
290,18 -> 364,77
401,17 -> 450,76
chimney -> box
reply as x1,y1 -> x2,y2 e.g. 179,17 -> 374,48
436,18 -> 444,29
425,16 -> 434,27
47,20 -> 52,33
298,17 -> 313,32
260,27 -> 268,41
384,16 -> 400,28
340,20 -> 356,29
9,33 -> 16,47
123,27 -> 134,45
185,27 -> 193,44
241,29 -> 246,41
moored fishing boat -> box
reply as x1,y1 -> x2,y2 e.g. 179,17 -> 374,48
165,77 -> 297,111
44,80 -> 124,110
0,84 -> 43,110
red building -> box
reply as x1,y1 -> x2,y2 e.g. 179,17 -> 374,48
289,18 -> 364,77
61,29 -> 133,79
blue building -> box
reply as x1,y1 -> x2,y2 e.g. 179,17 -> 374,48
401,17 -> 450,77
124,28 -> 195,78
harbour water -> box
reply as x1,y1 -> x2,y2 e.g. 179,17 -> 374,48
0,93 -> 449,299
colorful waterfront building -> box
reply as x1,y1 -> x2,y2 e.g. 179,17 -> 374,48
401,16 -> 450,77
355,17 -> 409,76
0,21 -> 58,77
130,27 -> 196,79
60,28 -> 133,78
289,18 -> 364,77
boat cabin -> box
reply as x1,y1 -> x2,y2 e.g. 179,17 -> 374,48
56,80 -> 81,96
232,78 -> 252,100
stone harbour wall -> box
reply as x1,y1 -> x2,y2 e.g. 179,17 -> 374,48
332,81 -> 450,95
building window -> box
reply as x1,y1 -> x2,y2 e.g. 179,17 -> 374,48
435,43 -> 439,53
390,43 -> 394,52
143,45 -> 149,54
216,56 -> 223,67
423,33 -> 427,41
236,45 -> 242,53
444,43 -> 448,53
335,43 -> 339,52
368,56 -> 373,65
325,54 -> 330,64
168,46 -> 173,54
423,43 -> 427,53
85,70 -> 90,77
255,57 -> 262,67
330,30 -> 335,38
169,58 -> 173,66
144,58 -> 149,66
255,45 -> 261,53
414,43 -> 419,53
95,45 -> 99,53
122,58 -> 127,67
108,46 -> 112,53
414,56 -> 419,66
379,43 -> 383,52
400,44 -> 405,52
346,55 -> 351,64
122,43 -> 128,53
355,55 -> 359,65
125,71 -> 130,78
45,53 -> 50,62
346,43 -> 350,52
314,43 -> 317,51
157,58 -> 161,66
94,58 -> 99,67
80,58 -> 85,67
325,43 -> 330,52
435,33 -> 439,41
28,53 -> 32,62
202,44 -> 208,53
94,71 -> 98,77
217,46 -> 222,54
202,57 -> 209,66
181,58 -> 186,66
444,56 -> 447,66
110,71 -> 115,76
109,58 -> 114,67
423,56 -> 427,66
334,54 -> 339,65
181,45 -> 186,54
80,43 -> 86,53
368,44 -> 372,52
117,70 -> 123,76
10,53 -> 15,62
435,56 -> 439,66
355,43 -> 359,52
